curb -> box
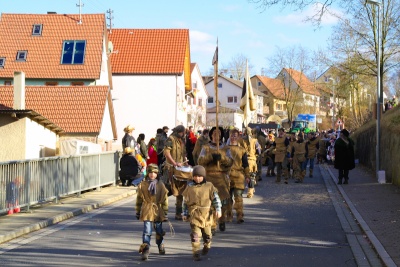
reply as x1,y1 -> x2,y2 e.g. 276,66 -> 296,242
0,189 -> 136,245
326,166 -> 396,267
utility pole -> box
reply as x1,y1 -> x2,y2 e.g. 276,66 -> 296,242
106,9 -> 114,33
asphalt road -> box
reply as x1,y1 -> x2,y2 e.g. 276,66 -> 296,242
0,165 -> 380,266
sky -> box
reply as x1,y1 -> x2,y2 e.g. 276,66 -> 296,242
0,0 -> 340,77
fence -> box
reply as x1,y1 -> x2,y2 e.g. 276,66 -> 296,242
0,151 -> 120,214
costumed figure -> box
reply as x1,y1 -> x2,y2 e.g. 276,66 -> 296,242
289,133 -> 308,183
305,132 -> 319,177
272,128 -> 290,183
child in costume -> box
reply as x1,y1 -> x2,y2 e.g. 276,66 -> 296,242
136,164 -> 169,260
182,165 -> 222,261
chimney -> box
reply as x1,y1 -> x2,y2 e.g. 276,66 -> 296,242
13,71 -> 26,110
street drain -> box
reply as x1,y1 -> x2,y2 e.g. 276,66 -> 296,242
299,240 -> 349,247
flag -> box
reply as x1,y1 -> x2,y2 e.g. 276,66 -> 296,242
212,45 -> 218,66
240,60 -> 256,127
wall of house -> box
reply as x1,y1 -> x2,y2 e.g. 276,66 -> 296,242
206,112 -> 242,130
25,119 -> 57,159
206,78 -> 242,110
111,74 -> 186,150
186,65 -> 208,131
0,116 -> 26,161
98,98 -> 114,146
96,39 -> 111,86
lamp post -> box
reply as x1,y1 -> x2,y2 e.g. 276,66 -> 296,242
329,77 -> 336,130
365,0 -> 381,176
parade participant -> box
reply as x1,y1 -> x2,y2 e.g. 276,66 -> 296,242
192,129 -> 210,165
182,165 -> 222,261
272,128 -> 290,183
122,124 -> 137,151
334,129 -> 355,184
156,126 -> 169,169
288,133 -> 308,183
254,127 -> 268,181
317,133 -> 328,164
238,127 -> 259,198
198,126 -> 233,233
227,128 -> 250,223
287,132 -> 298,179
163,125 -> 188,220
186,126 -> 197,166
305,132 -> 319,177
136,164 -> 169,260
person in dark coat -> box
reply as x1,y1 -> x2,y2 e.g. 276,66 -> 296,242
119,147 -> 140,186
334,129 -> 355,184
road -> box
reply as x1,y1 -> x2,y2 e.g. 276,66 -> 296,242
0,165 -> 382,267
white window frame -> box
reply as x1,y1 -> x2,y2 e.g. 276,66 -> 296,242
16,51 -> 27,61
0,57 -> 5,67
32,24 -> 43,35
227,96 -> 238,104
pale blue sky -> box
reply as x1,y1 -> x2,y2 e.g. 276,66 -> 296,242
0,0 -> 339,76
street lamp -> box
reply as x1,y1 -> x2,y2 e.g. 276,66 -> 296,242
329,77 -> 336,130
365,0 -> 381,177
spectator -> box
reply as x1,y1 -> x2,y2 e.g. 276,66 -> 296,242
334,129 -> 355,185
147,138 -> 158,166
137,133 -> 149,160
122,125 -> 137,151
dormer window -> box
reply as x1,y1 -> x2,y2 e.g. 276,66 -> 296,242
61,40 -> 86,64
0,57 -> 5,68
32,24 -> 43,35
16,51 -> 27,61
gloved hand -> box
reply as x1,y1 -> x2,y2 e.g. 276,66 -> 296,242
136,213 -> 140,220
212,153 -> 222,162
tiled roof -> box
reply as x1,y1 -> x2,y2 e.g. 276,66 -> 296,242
108,29 -> 189,74
0,13 -> 106,79
285,68 -> 320,96
0,86 -> 109,134
257,75 -> 286,99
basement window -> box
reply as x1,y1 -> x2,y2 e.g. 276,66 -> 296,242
16,51 -> 27,61
61,40 -> 86,64
0,57 -> 5,67
32,24 -> 43,35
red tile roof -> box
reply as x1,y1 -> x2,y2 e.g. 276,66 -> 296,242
0,13 -> 106,79
285,68 -> 320,96
108,29 -> 189,74
0,86 -> 110,134
257,75 -> 286,99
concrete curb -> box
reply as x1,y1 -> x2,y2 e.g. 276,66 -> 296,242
326,166 -> 396,267
0,189 -> 136,245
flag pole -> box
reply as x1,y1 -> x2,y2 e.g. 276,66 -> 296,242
213,39 -> 219,151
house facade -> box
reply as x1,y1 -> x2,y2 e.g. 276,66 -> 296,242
0,13 -> 117,160
108,29 -> 193,148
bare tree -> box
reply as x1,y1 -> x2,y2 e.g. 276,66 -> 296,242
267,45 -> 312,123
220,53 -> 254,80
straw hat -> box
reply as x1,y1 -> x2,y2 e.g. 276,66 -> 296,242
123,125 -> 135,133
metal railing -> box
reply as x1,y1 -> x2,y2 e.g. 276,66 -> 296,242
0,151 -> 120,214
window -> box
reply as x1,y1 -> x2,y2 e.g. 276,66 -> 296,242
187,96 -> 192,105
197,115 -> 202,123
208,97 -> 214,103
32,24 -> 43,35
192,81 -> 197,89
45,81 -> 58,86
193,97 -> 197,105
227,96 -> 238,103
257,81 -> 262,86
61,40 -> 86,64
218,83 -> 222,88
276,103 -> 282,110
4,81 -> 11,85
198,98 -> 203,106
71,82 -> 84,86
16,51 -> 27,61
187,114 -> 192,123
0,57 -> 5,67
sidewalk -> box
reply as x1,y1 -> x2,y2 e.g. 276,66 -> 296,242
0,185 -> 137,244
324,163 -> 400,267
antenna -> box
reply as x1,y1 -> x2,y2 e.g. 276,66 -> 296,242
106,9 -> 114,33
76,0 -> 84,24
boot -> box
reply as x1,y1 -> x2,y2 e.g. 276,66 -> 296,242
309,168 -> 313,177
234,197 -> 244,223
218,222 -> 226,231
139,243 -> 150,260
158,244 -> 165,255
275,175 -> 281,183
192,242 -> 201,261
247,188 -> 255,198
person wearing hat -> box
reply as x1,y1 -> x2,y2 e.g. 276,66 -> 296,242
163,125 -> 188,220
119,147 -> 141,186
122,124 -> 137,151
136,164 -> 169,260
305,132 -> 320,178
334,129 -> 355,184
288,132 -> 307,183
182,165 -> 222,261
238,127 -> 260,198
198,126 -> 233,233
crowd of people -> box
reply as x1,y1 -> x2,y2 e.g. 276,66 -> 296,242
119,123 -> 355,261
